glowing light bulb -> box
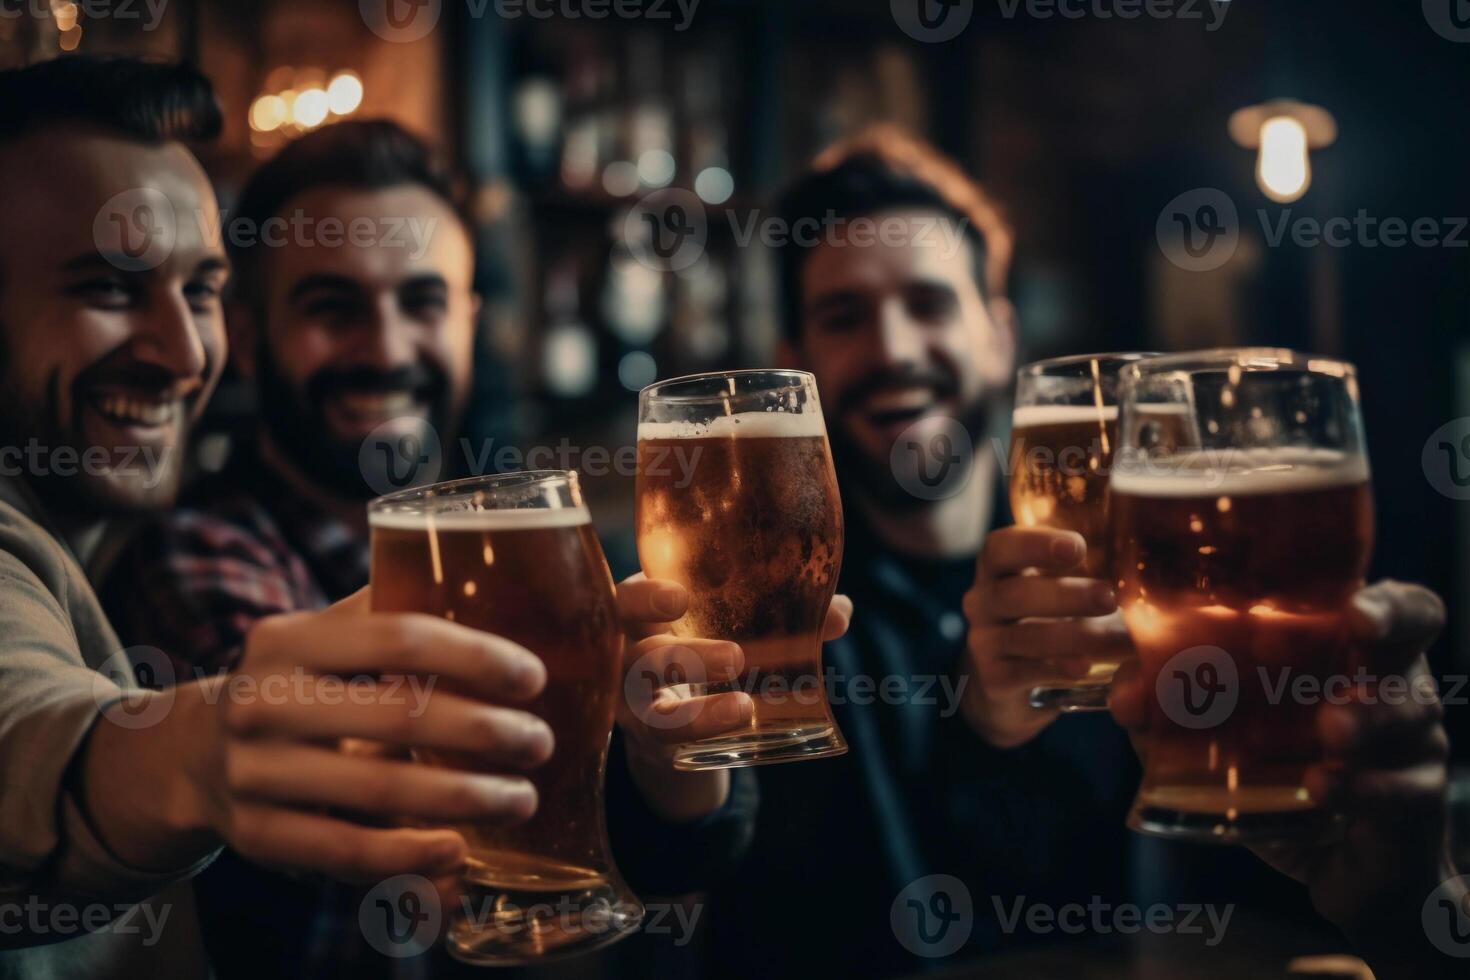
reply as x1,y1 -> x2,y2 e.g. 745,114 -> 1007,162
1256,115 -> 1310,203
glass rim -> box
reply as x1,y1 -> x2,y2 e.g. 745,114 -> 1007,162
367,470 -> 579,515
1017,351 -> 1161,377
1121,347 -> 1357,380
640,368 -> 814,402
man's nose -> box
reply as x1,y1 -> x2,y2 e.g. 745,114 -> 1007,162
356,299 -> 420,370
133,292 -> 208,382
875,299 -> 927,368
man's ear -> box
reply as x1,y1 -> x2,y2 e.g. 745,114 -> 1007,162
985,295 -> 1019,382
226,300 -> 259,381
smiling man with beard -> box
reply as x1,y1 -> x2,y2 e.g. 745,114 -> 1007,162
0,58 -> 627,980
704,126 -> 1142,979
707,127 -> 1460,980
103,119 -> 787,978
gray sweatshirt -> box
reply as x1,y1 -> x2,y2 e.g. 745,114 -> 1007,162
0,475 -> 215,979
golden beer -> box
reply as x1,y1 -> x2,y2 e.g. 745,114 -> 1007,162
1112,350 -> 1373,843
1010,353 -> 1155,711
369,473 -> 641,964
636,370 -> 846,770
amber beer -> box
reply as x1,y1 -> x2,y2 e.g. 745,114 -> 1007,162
637,370 -> 846,770
1010,352 -> 1159,711
1113,449 -> 1373,840
369,473 -> 640,964
1008,404 -> 1120,578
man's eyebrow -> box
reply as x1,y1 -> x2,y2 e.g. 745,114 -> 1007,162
59,253 -> 136,275
287,273 -> 363,303
194,256 -> 232,278
399,273 -> 449,291
805,289 -> 867,317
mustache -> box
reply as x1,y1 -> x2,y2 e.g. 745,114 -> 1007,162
73,354 -> 210,401
836,366 -> 959,417
306,363 -> 443,403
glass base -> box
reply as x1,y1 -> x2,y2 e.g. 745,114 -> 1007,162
672,723 -> 848,771
1029,683 -> 1111,712
446,878 -> 643,966
1128,801 -> 1343,845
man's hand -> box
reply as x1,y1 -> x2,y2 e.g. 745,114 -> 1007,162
1111,581 -> 1461,978
615,574 -> 852,822
189,588 -> 553,884
960,526 -> 1132,748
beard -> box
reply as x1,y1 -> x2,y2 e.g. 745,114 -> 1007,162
256,345 -> 456,501
827,365 -> 1004,514
0,332 -> 186,518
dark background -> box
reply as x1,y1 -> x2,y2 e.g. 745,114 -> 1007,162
3,0 -> 1465,753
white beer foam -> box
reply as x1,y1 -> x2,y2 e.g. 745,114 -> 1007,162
1111,446 -> 1370,497
1012,404 -> 1119,428
638,411 -> 827,441
369,505 -> 591,531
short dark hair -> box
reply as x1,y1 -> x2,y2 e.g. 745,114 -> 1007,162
773,125 -> 1013,343
0,56 -> 221,145
229,119 -> 469,303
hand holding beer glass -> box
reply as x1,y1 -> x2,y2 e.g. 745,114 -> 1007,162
369,472 -> 642,964
1007,352 -> 1155,711
636,369 -> 847,770
1110,349 -> 1374,843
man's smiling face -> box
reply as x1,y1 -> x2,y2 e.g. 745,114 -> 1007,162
796,208 -> 1013,504
0,123 -> 227,513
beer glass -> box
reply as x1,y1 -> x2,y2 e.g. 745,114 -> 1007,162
369,472 -> 642,964
1009,352 -> 1158,712
636,369 -> 847,770
1111,349 -> 1373,843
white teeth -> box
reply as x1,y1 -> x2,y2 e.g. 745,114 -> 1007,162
339,391 -> 417,417
93,394 -> 175,427
867,388 -> 935,414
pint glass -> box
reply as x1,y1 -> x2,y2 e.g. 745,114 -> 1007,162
636,369 -> 847,770
1008,352 -> 1157,711
369,472 -> 642,964
1111,349 -> 1373,843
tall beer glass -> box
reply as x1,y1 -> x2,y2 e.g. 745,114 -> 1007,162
636,369 -> 847,770
369,472 -> 642,964
1111,349 -> 1373,843
1009,352 -> 1157,711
